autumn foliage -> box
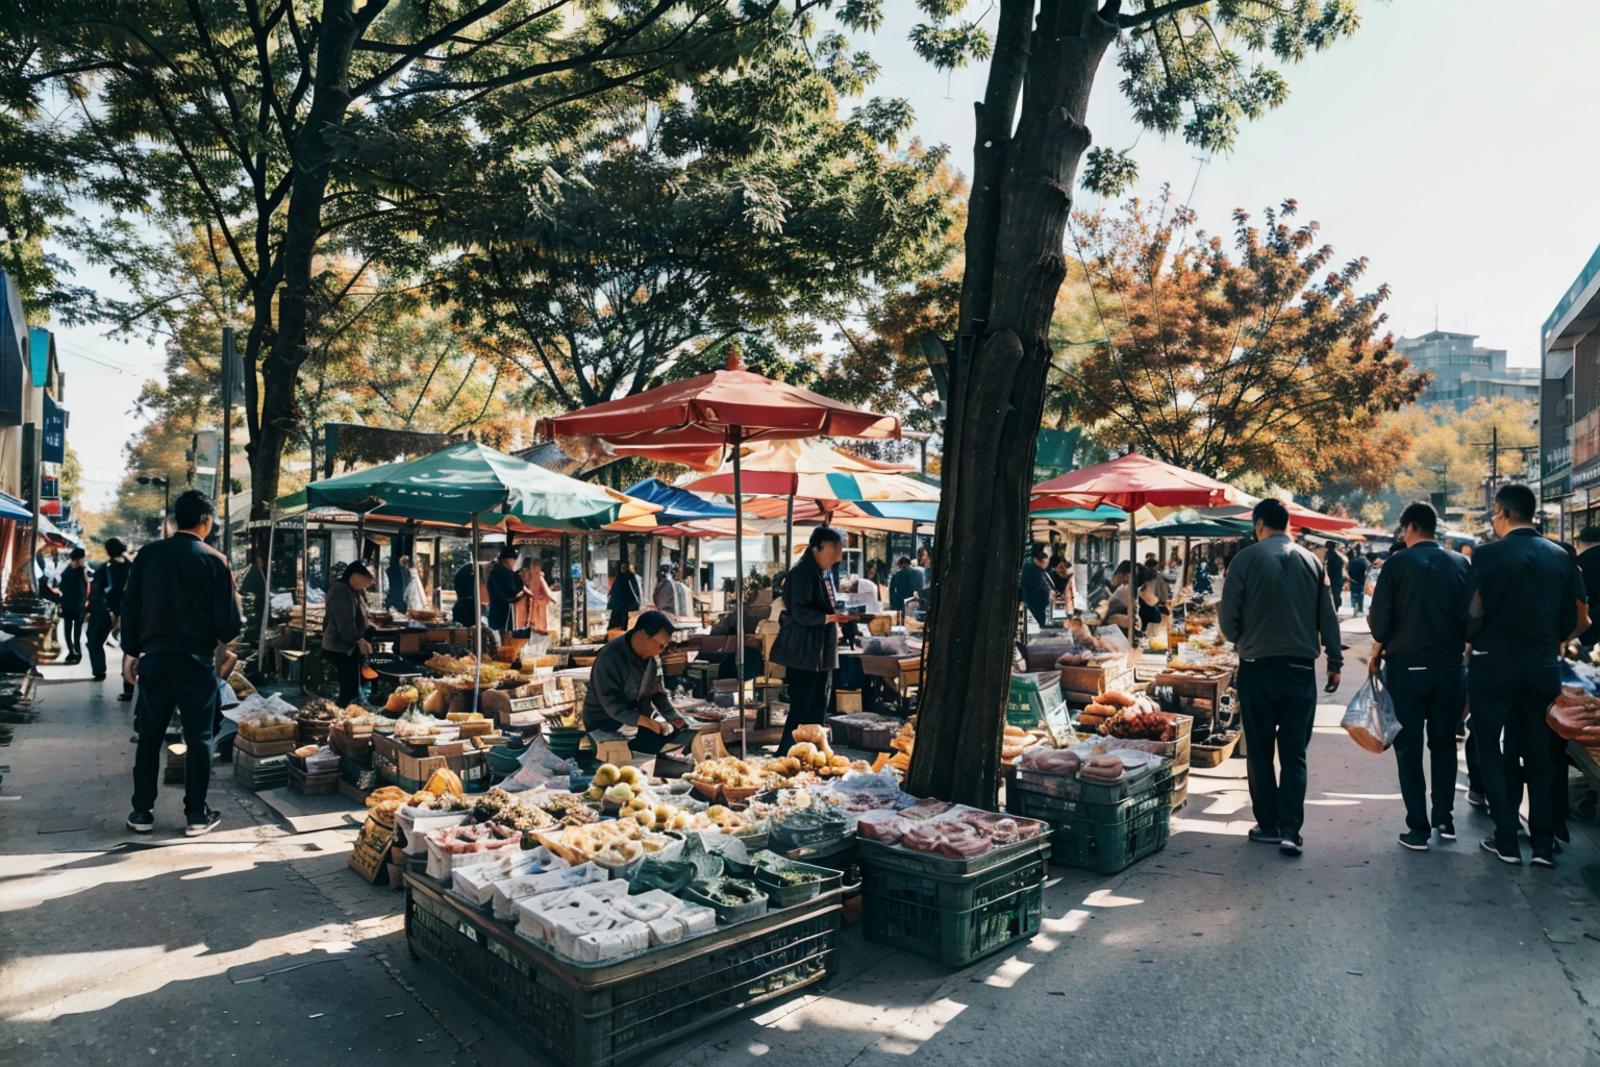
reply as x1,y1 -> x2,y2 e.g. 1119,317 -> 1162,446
1060,192 -> 1425,492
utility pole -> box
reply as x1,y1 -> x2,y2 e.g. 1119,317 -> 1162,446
221,326 -> 235,561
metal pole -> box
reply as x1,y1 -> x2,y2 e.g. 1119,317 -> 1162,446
221,325 -> 234,562
581,533 -> 591,637
299,512 -> 309,660
733,430 -> 747,759
471,514 -> 482,717
784,494 -> 794,574
257,504 -> 277,677
1127,512 -> 1137,657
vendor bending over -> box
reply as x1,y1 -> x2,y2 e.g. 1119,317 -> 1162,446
582,610 -> 693,755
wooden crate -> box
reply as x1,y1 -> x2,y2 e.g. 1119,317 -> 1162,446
1151,668 -> 1232,720
1058,660 -> 1135,705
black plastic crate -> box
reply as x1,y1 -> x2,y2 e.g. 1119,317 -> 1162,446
862,876 -> 1045,968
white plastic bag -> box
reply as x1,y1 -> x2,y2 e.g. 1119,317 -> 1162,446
1341,675 -> 1401,753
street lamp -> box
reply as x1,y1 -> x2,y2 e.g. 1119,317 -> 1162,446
137,474 -> 171,535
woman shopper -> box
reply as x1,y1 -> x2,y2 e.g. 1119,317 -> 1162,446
404,557 -> 428,612
772,527 -> 851,752
607,560 -> 642,632
322,562 -> 376,705
516,557 -> 556,633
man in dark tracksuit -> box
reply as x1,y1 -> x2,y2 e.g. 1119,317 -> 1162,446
1367,501 -> 1470,851
57,548 -> 88,663
122,490 -> 243,838
1020,543 -> 1052,629
1325,544 -> 1346,615
1466,484 -> 1585,868
86,538 -> 130,684
1220,499 -> 1343,857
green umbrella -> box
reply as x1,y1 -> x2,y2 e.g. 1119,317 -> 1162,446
305,441 -> 620,529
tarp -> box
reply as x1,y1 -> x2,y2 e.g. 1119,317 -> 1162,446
305,441 -> 626,529
622,478 -> 736,526
0,490 -> 31,523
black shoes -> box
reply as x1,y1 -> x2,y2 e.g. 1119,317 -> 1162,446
1531,849 -> 1555,869
117,692 -> 134,703
1437,822 -> 1456,841
1279,834 -> 1303,857
126,811 -> 154,834
1466,790 -> 1488,812
1480,838 -> 1521,865
1248,826 -> 1281,844
1398,829 -> 1430,851
185,807 -> 222,837
92,673 -> 106,681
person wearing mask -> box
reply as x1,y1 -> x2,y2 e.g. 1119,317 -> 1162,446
122,490 -> 243,837
773,527 -> 851,751
322,562 -> 376,706
385,555 -> 412,613
1366,501 -> 1471,851
1020,544 -> 1052,629
487,546 -> 526,634
1464,484 -> 1586,868
57,547 -> 88,664
1219,499 -> 1343,857
582,611 -> 693,756
451,559 -> 479,625
607,559 -> 642,632
1347,550 -> 1370,615
888,556 -> 923,613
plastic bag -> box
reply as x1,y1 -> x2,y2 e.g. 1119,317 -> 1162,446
1342,675 -> 1401,753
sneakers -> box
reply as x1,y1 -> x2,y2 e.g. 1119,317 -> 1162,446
1531,849 -> 1555,869
1437,822 -> 1456,841
185,808 -> 222,837
1279,834 -> 1304,857
1480,838 -> 1521,865
92,673 -> 106,681
126,810 -> 154,834
1466,790 -> 1488,812
117,691 -> 134,703
1398,829 -> 1430,851
1248,826 -> 1281,844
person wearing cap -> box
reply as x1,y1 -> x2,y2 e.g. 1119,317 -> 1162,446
486,545 -> 526,634
581,610 -> 692,755
322,561 -> 376,705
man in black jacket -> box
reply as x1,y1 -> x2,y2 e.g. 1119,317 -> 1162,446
1368,501 -> 1470,851
123,490 -> 243,838
1347,551 -> 1370,615
1574,526 -> 1600,649
451,560 -> 478,625
1020,543 -> 1052,629
1324,543 -> 1346,615
57,547 -> 88,663
1465,484 -> 1586,867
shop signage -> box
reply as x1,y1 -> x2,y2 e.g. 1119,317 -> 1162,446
42,395 -> 65,464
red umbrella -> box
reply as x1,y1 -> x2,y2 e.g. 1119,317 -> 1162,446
1030,454 -> 1245,649
539,350 -> 900,755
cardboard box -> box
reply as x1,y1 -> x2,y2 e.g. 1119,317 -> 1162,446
329,724 -> 374,763
348,815 -> 395,883
338,777 -> 372,806
372,733 -> 447,784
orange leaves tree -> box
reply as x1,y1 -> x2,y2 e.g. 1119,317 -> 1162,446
1061,193 -> 1425,492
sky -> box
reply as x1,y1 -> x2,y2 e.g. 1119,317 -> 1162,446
47,0 -> 1600,510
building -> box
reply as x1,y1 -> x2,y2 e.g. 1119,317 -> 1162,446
1396,330 -> 1540,411
0,269 -> 73,586
1542,244 -> 1600,535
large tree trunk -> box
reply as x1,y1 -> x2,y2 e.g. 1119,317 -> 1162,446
908,1 -> 1115,806
246,0 -> 368,552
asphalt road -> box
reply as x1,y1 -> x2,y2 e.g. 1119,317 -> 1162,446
3,613 -> 1598,1067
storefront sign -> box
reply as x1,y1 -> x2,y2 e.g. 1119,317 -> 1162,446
42,395 -> 65,464
40,475 -> 57,500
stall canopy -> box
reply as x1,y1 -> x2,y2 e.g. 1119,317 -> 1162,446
1135,511 -> 1253,539
684,438 -> 935,502
305,441 -> 626,529
1031,453 -> 1241,512
540,350 -> 899,756
622,478 -> 736,527
0,490 -> 31,523
37,511 -> 82,548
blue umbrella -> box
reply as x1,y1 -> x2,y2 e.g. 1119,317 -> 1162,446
621,478 -> 736,527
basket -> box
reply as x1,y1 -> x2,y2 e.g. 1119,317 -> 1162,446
861,847 -> 1048,967
1189,730 -> 1239,768
754,860 -> 843,908
1008,776 -> 1171,874
835,689 -> 863,714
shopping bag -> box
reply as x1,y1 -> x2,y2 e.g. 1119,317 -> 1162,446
1341,674 -> 1401,753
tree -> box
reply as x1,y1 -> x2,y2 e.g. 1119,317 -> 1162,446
438,23 -> 959,416
1059,192 -> 1423,491
6,0 -> 869,549
1382,397 -> 1539,519
909,0 -> 1365,806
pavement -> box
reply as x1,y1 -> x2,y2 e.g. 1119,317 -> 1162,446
3,615 -> 1600,1067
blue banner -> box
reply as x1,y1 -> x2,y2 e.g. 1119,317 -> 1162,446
42,394 -> 65,464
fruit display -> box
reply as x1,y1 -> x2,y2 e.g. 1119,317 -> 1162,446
384,684 -> 421,713
422,767 -> 464,797
471,787 -> 557,833
535,790 -> 600,826
691,804 -> 766,836
537,818 -> 678,868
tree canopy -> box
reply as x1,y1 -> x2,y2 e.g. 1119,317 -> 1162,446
1058,191 -> 1423,492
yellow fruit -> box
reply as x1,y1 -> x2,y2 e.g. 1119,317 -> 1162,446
586,784 -> 605,801
594,764 -> 621,787
618,765 -> 642,787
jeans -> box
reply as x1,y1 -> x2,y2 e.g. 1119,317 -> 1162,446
86,613 -> 114,678
326,649 -> 363,705
779,668 -> 830,752
61,613 -> 83,659
1349,583 -> 1365,614
1467,653 -> 1559,852
1385,663 -> 1463,832
131,653 -> 219,819
1238,657 -> 1318,838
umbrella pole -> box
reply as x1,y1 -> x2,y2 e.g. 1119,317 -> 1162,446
1127,513 -> 1137,658
471,514 -> 482,718
734,431 -> 747,760
785,495 -> 794,572
258,504 -> 277,677
299,513 -> 309,657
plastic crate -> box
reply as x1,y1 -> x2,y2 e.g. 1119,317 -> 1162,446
405,876 -> 840,1067
754,860 -> 843,908
1013,761 -> 1173,804
857,825 -> 1050,878
1010,784 -> 1171,874
407,880 -> 485,989
860,853 -> 1047,968
1006,765 -> 1173,823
